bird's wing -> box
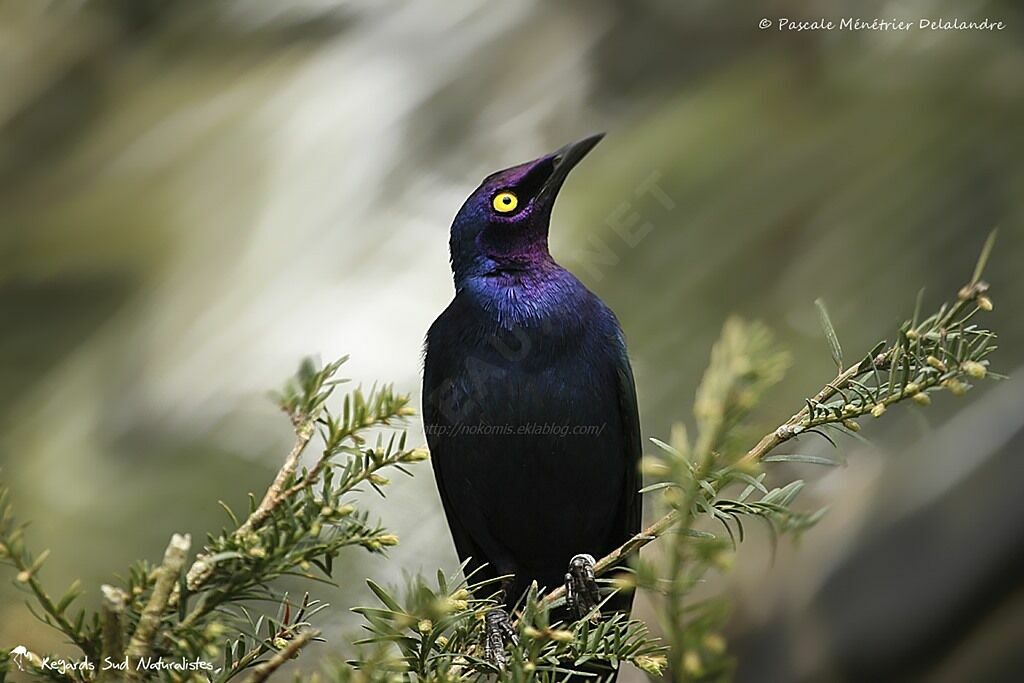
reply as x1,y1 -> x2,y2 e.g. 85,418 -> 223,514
613,334 -> 644,544
422,330 -> 511,592
597,333 -> 643,616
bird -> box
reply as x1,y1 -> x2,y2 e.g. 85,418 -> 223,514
422,134 -> 642,667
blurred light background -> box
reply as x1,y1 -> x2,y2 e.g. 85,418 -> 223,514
1,0 -> 1022,680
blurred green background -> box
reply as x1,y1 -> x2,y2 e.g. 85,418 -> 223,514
1,1 -> 1022,681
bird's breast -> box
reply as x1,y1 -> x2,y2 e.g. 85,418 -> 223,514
431,320 -> 613,430
424,318 -> 627,568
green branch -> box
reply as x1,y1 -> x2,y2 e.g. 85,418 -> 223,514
543,234 -> 999,614
125,533 -> 191,680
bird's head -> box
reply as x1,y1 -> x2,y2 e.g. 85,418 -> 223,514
448,133 -> 604,285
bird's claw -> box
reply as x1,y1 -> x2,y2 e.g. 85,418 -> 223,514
565,553 -> 601,621
484,608 -> 517,669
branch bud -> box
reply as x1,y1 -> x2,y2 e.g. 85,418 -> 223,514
776,424 -> 798,439
961,361 -> 987,379
703,633 -> 727,655
958,280 -> 989,301
683,650 -> 704,676
941,378 -> 966,396
635,655 -> 668,676
611,573 -> 637,592
712,550 -> 733,571
404,448 -> 430,462
640,457 -> 670,477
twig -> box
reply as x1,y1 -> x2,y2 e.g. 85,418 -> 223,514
6,555 -> 91,651
126,533 -> 191,680
542,256 -> 997,609
542,400 -> 806,610
181,421 -> 315,594
98,585 -> 128,682
736,362 -> 865,469
242,629 -> 319,683
238,420 -> 316,536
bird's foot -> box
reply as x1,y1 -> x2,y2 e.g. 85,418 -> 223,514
484,608 -> 517,670
565,553 -> 601,621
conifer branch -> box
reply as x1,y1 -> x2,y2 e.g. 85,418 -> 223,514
125,533 -> 191,680
542,235 -> 999,612
239,422 -> 317,537
180,358 -> 413,600
0,489 -> 94,653
98,585 -> 127,681
243,628 -> 319,683
181,423 -> 316,597
0,235 -> 1001,682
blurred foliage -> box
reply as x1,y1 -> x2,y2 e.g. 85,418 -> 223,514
0,253 -> 1001,680
632,253 -> 1000,680
1,358 -> 423,681
0,0 -> 1022,680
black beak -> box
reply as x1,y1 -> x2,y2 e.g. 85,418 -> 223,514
540,133 -> 604,199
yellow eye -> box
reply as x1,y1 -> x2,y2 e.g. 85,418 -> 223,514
492,191 -> 519,213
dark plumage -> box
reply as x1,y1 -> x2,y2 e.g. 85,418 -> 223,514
422,135 -> 641,617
